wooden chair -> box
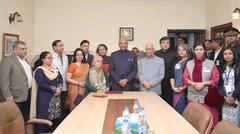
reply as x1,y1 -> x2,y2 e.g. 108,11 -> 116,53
0,101 -> 52,134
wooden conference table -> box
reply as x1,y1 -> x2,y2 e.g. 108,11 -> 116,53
53,92 -> 199,134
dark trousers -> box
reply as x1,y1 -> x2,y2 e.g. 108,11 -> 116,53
161,80 -> 173,107
132,79 -> 140,91
16,90 -> 31,123
60,91 -> 69,121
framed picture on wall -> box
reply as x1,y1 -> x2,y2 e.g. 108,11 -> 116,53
119,27 -> 134,41
2,33 -> 19,57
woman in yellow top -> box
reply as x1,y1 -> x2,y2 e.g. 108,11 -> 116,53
67,48 -> 89,111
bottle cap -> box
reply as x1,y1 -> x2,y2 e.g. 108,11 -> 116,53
123,119 -> 128,123
124,106 -> 129,110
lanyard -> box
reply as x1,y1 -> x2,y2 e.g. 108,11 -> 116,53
225,67 -> 232,85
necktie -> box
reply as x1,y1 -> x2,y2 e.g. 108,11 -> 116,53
59,55 -> 63,67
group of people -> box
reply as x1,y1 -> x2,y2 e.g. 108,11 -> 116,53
169,27 -> 240,128
0,27 -> 240,133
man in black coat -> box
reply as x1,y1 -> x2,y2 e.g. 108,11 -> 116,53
211,36 -> 225,71
204,39 -> 214,60
155,36 -> 177,106
80,40 -> 93,66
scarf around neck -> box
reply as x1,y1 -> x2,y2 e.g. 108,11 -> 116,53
89,67 -> 107,91
192,56 -> 206,82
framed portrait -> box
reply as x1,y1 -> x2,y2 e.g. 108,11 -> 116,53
2,33 -> 19,57
119,27 -> 134,41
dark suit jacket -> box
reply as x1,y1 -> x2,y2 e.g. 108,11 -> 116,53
86,53 -> 94,66
0,55 -> 31,102
109,50 -> 138,91
205,51 -> 214,60
232,41 -> 240,62
210,48 -> 224,71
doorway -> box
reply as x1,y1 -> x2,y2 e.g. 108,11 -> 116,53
167,29 -> 206,50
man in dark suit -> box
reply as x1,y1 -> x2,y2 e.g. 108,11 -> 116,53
211,37 -> 225,70
175,36 -> 186,51
80,40 -> 93,66
204,39 -> 214,60
0,41 -> 32,122
155,36 -> 177,106
109,37 -> 138,91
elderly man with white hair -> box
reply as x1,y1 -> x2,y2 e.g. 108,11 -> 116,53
138,43 -> 165,95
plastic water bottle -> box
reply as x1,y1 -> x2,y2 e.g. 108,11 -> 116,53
121,119 -> 131,134
133,99 -> 140,114
138,107 -> 147,134
138,107 -> 145,121
130,99 -> 140,132
138,120 -> 147,134
122,106 -> 130,119
141,117 -> 147,134
138,117 -> 144,134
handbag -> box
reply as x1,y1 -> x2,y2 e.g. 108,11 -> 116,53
204,85 -> 224,106
74,85 -> 83,105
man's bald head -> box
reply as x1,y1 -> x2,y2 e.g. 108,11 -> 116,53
145,43 -> 154,49
118,37 -> 128,51
145,42 -> 155,57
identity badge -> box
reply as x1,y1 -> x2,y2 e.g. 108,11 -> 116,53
175,63 -> 181,70
203,66 -> 210,72
216,60 -> 220,66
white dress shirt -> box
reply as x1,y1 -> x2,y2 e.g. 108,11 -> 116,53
85,53 -> 88,61
52,51 -> 68,91
17,56 -> 32,89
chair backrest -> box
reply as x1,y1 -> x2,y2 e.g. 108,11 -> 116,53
211,120 -> 240,134
182,102 -> 213,134
0,101 -> 25,134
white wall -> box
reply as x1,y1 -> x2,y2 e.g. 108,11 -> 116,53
0,0 -> 35,60
2,0 -> 239,60
33,0 -> 206,55
232,0 -> 240,30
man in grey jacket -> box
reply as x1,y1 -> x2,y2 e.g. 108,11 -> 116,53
138,43 -> 165,95
0,41 -> 32,122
